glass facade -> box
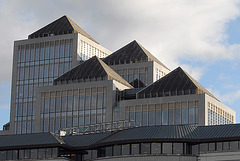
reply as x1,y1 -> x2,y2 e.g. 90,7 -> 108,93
116,67 -> 148,87
40,87 -> 107,132
81,142 -> 189,160
125,101 -> 199,126
0,148 -> 58,160
15,40 -> 73,134
208,102 -> 234,125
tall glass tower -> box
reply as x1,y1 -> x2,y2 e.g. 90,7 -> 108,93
9,16 -> 111,134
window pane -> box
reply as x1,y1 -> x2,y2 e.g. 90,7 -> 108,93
200,143 -> 208,153
189,108 -> 195,124
149,111 -> 155,125
31,149 -> 38,159
230,141 -> 238,150
143,111 -> 148,126
223,142 -> 230,151
175,108 -> 181,125
217,142 -> 222,151
131,144 -> 139,155
182,108 -> 188,124
97,147 -> 105,158
162,143 -> 172,154
106,146 -> 113,157
113,145 -> 121,156
151,143 -> 161,154
141,143 -> 150,154
169,109 -> 174,125
173,143 -> 183,154
122,144 -> 130,155
38,148 -> 46,158
209,143 -> 216,151
162,110 -> 168,125
192,144 -> 199,155
136,112 -> 141,126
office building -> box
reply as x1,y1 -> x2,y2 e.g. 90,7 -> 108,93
0,15 -> 238,161
8,16 -> 111,134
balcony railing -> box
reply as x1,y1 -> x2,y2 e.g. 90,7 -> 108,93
59,120 -> 136,136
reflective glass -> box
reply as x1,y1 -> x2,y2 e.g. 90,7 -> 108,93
131,144 -> 139,155
162,110 -> 168,125
141,143 -> 150,154
175,108 -> 181,125
189,108 -> 195,124
122,144 -> 130,155
151,143 -> 161,154
182,108 -> 188,124
135,112 -> 141,126
162,143 -> 172,154
169,109 -> 174,125
106,146 -> 113,156
173,143 -> 183,154
113,145 -> 121,156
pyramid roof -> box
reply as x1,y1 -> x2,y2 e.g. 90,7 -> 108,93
28,15 -> 98,44
54,56 -> 133,88
137,67 -> 218,100
103,40 -> 168,69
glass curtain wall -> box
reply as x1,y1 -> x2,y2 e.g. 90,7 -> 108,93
125,101 -> 199,126
40,87 -> 107,132
116,67 -> 148,88
15,40 -> 73,134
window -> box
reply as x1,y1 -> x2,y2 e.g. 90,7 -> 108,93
173,143 -> 183,154
151,143 -> 161,154
141,143 -> 150,154
122,144 -> 130,155
131,144 -> 139,155
113,145 -> 121,156
106,146 -> 113,157
162,143 -> 172,154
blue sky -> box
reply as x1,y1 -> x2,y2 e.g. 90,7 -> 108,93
1,0 -> 240,129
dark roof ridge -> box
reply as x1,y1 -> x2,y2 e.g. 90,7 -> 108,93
96,56 -> 133,88
54,56 -> 133,88
137,66 -> 218,101
28,15 -> 98,44
135,41 -> 169,70
179,67 -> 219,101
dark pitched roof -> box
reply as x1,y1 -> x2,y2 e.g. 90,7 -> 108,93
28,15 -> 98,44
62,132 -> 112,148
198,124 -> 240,139
1,124 -> 240,150
0,133 -> 62,150
54,56 -> 133,88
98,125 -> 199,145
137,67 -> 218,100
129,79 -> 146,88
103,40 -> 169,69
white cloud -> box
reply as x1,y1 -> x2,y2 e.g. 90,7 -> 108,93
208,87 -> 240,105
0,0 -> 240,83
